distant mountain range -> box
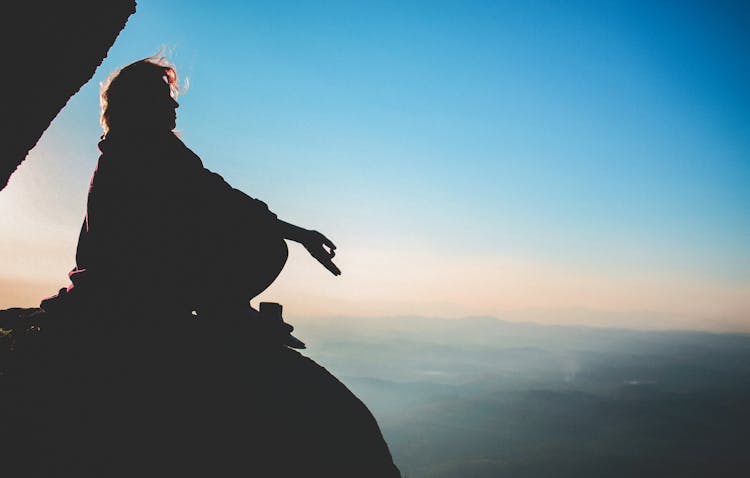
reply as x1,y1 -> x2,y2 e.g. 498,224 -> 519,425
296,315 -> 750,477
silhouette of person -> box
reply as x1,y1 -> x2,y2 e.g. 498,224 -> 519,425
21,58 -> 402,478
42,56 -> 340,326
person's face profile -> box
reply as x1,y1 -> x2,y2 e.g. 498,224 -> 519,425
139,76 -> 178,131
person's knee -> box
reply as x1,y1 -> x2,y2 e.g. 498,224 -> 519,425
263,237 -> 288,281
244,237 -> 287,299
277,238 -> 289,267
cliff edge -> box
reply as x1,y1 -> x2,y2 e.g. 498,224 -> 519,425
0,307 -> 401,477
0,0 -> 136,190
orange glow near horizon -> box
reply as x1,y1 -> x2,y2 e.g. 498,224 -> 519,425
2,238 -> 749,332
256,245 -> 750,332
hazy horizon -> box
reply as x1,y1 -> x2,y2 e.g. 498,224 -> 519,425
298,313 -> 750,477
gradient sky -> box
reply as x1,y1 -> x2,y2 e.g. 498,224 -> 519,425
1,1 -> 748,331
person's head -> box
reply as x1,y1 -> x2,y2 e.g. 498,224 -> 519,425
100,55 -> 181,134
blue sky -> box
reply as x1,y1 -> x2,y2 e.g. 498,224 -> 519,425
1,1 -> 748,330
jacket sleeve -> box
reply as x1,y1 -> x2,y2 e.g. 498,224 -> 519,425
199,168 -> 278,223
176,139 -> 278,225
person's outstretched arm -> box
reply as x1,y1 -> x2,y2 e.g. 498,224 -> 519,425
278,220 -> 341,276
185,148 -> 341,276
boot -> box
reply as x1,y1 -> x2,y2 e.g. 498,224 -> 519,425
259,302 -> 306,349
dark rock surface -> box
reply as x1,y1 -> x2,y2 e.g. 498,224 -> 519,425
0,307 -> 401,477
0,0 -> 136,190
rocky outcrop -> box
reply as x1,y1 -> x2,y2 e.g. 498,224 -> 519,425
1,1 -> 136,190
0,3 -> 400,473
0,307 -> 401,477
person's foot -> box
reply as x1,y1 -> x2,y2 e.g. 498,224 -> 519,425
197,302 -> 306,349
258,302 -> 306,349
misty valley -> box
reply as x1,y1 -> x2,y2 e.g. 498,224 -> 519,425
298,316 -> 750,477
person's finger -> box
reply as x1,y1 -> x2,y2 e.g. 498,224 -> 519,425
311,249 -> 339,273
323,237 -> 336,250
321,257 -> 341,275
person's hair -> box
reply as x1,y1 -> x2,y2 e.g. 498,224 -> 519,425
99,55 -> 181,134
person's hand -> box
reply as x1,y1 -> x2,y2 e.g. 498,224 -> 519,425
302,230 -> 341,276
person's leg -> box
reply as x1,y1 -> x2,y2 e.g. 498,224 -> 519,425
196,235 -> 288,317
243,235 -> 289,300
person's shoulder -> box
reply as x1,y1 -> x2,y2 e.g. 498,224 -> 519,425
165,132 -> 205,167
99,130 -> 185,160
